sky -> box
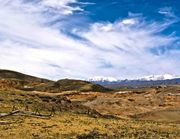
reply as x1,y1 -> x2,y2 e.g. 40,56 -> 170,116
0,0 -> 179,80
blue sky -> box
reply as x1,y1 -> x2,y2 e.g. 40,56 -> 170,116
0,0 -> 179,80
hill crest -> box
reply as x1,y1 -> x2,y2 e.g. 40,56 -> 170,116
0,69 -> 110,92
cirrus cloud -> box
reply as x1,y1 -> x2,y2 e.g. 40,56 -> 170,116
0,0 -> 179,80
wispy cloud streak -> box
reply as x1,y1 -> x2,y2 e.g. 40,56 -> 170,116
0,0 -> 179,80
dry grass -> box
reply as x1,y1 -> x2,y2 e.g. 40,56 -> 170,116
0,87 -> 180,139
0,112 -> 180,139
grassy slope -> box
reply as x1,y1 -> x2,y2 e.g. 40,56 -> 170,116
35,79 -> 112,93
0,112 -> 180,139
0,69 -> 51,84
0,89 -> 180,139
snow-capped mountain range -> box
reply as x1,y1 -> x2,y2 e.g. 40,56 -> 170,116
88,74 -> 180,82
88,76 -> 118,82
88,74 -> 180,87
138,74 -> 180,81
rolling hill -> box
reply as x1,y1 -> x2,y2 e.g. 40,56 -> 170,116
0,69 -> 110,92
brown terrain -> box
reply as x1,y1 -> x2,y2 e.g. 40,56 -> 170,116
0,70 -> 180,138
67,86 -> 180,122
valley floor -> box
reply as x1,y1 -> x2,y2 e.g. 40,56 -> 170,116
0,112 -> 180,139
0,85 -> 180,138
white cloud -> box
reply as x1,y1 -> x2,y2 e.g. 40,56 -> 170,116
121,18 -> 138,25
0,0 -> 82,15
76,18 -> 179,79
0,0 -> 179,80
78,19 -> 175,51
40,0 -> 83,15
158,7 -> 176,18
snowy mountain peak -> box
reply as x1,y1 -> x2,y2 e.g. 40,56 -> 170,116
139,74 -> 180,81
88,74 -> 180,82
88,76 -> 118,82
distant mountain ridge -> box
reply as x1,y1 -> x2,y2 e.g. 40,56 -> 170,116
138,74 -> 180,81
89,74 -> 180,82
88,76 -> 118,82
88,74 -> 180,87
